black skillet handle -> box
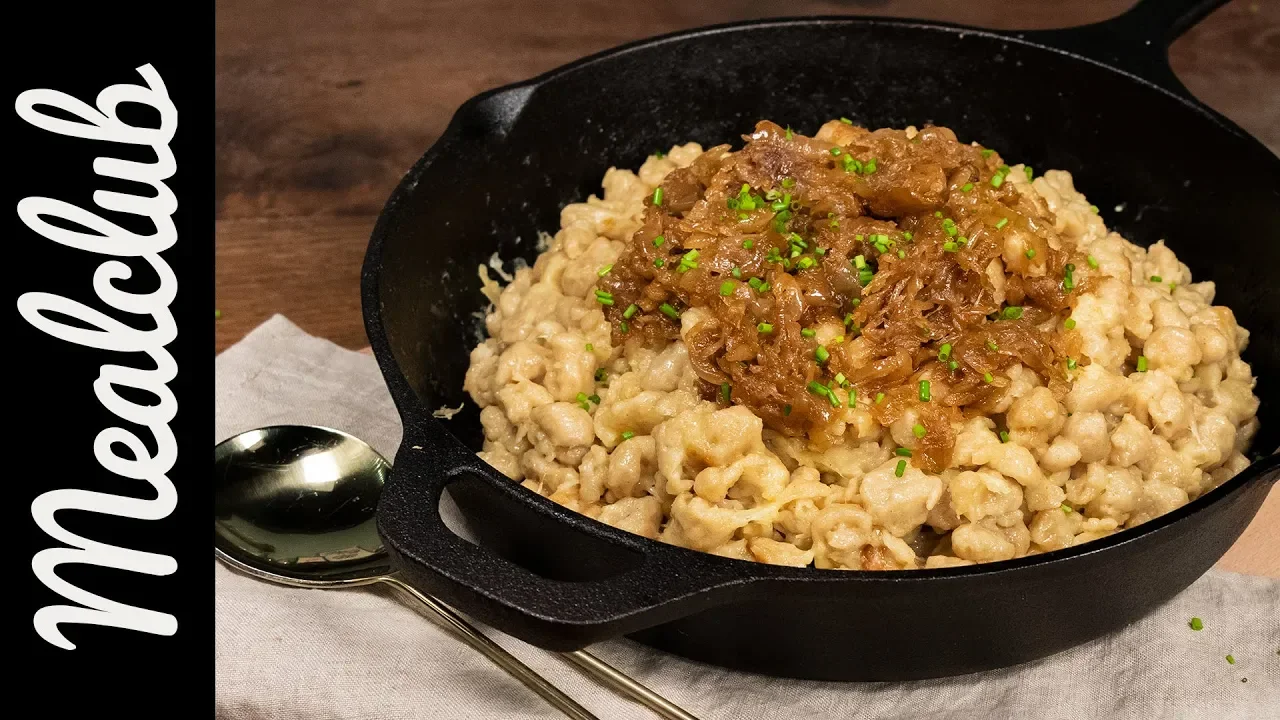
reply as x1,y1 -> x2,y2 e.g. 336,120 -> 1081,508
1026,0 -> 1227,99
377,415 -> 754,652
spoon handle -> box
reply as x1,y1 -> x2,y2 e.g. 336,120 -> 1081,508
562,649 -> 701,720
379,576 -> 599,720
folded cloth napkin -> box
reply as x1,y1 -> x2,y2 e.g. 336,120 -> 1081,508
216,315 -> 1279,720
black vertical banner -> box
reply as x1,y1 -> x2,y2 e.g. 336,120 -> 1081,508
11,1 -> 213,712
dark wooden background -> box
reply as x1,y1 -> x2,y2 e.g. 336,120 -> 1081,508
216,0 -> 1278,353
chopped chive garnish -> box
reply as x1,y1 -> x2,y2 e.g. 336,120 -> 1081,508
595,368 -> 607,382
748,277 -> 763,290
830,147 -> 843,156
783,404 -> 792,416
576,392 -> 590,410
987,340 -> 999,351
807,380 -> 829,396
948,360 -> 959,371
834,373 -> 847,386
785,126 -> 794,140
781,177 -> 796,188
721,382 -> 732,403
654,150 -> 666,158
732,267 -> 742,278
1001,306 -> 1024,320
815,345 -> 830,363
659,303 -> 680,320
939,343 -> 952,362
999,430 -> 1010,443
864,158 -> 878,174
742,239 -> 754,250
1062,503 -> 1073,514
801,328 -> 816,338
898,249 -> 906,258
796,256 -> 817,270
981,149 -> 994,158
623,303 -> 639,319
1089,204 -> 1099,214
919,380 -> 931,402
1087,255 -> 1099,268
720,281 -> 735,296
996,217 -> 1009,229
585,343 -> 594,352
853,255 -> 866,269
991,173 -> 1005,188
876,392 -> 886,404
840,117 -> 853,124
816,247 -> 828,256
619,320 -> 629,333
962,182 -> 974,192
1024,166 -> 1034,180
895,459 -> 907,477
943,241 -> 958,252
757,322 -> 773,334
654,258 -> 665,268
935,211 -> 943,217
594,290 -> 615,305
1064,318 -> 1076,330
621,430 -> 635,440
859,268 -> 874,285
1026,248 -> 1036,259
1136,355 -> 1148,372
894,447 -> 912,458
597,264 -> 613,277
983,372 -> 994,384
653,235 -> 665,247
1190,617 -> 1203,631
677,249 -> 700,273
1067,357 -> 1078,370
652,187 -> 663,206
1226,655 -> 1235,665
1150,275 -> 1162,283
913,423 -> 927,438
942,218 -> 958,236
588,394 -> 601,404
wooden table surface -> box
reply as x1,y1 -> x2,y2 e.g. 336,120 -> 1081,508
216,0 -> 1278,576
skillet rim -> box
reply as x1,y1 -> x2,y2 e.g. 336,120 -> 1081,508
362,14 -> 1280,587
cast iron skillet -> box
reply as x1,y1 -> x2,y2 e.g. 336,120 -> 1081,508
363,0 -> 1279,681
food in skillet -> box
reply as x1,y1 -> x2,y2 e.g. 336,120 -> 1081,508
463,120 -> 1259,570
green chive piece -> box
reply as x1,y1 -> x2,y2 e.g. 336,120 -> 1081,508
939,343 -> 952,362
1150,275 -> 1162,283
732,267 -> 742,278
840,117 -> 853,124
1026,248 -> 1036,259
597,264 -> 613,277
1065,318 -> 1076,330
654,258 -> 665,268
757,322 -> 773,334
781,177 -> 796,188
1062,503 -> 1073,515
585,343 -> 594,352
859,268 -> 874,285
594,290 -> 614,306
721,382 -> 732,403
1226,655 -> 1235,665
215,309 -> 222,319
796,256 -> 817,270
1024,166 -> 1034,181
619,320 -> 629,333
621,430 -> 635,440
895,459 -> 907,477
962,182 -> 974,193
785,126 -> 794,140
876,392 -> 886,404
677,249 -> 700,273
913,423 -> 927,438
783,404 -> 792,416
996,217 -> 1009,229
999,430 -> 1010,443
1087,255 -> 1099,268
987,340 -> 999,351
981,149 -> 994,158
748,277 -> 763,290
659,303 -> 680,320
834,373 -> 847,386
815,345 -> 830,363
934,211 -> 943,218
942,218 -> 958,236
898,249 -> 906,259
948,360 -> 959,371
991,173 -> 1005,188
1001,306 -> 1024,320
1190,617 -> 1203,631
853,255 -> 866,269
654,150 -> 666,158
1089,204 -> 1099,214
653,235 -> 665,247
742,239 -> 754,250
943,241 -> 958,252
815,247 -> 827,256
983,372 -> 994,384
623,303 -> 639,319
801,328 -> 816,339
652,187 -> 663,206
1136,355 -> 1148,372
919,380 -> 931,402
720,281 -> 735,296
588,394 -> 601,404
595,368 -> 607,382
864,158 -> 878,174
808,380 -> 829,396
1067,357 -> 1078,370
830,147 -> 843,156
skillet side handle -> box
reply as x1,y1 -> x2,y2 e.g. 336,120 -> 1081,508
1025,0 -> 1228,99
375,416 -> 754,652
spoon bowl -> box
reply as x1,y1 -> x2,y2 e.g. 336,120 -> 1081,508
214,425 -> 391,586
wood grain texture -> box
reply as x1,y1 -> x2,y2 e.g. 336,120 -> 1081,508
217,0 -> 1277,576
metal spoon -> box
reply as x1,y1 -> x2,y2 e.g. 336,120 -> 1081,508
214,424 -> 698,720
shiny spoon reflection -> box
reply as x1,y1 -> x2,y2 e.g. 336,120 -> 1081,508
214,424 -> 698,720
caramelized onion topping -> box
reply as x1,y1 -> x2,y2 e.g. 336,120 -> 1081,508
597,120 -> 1083,472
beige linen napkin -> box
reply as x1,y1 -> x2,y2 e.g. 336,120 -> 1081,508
216,315 -> 1279,719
